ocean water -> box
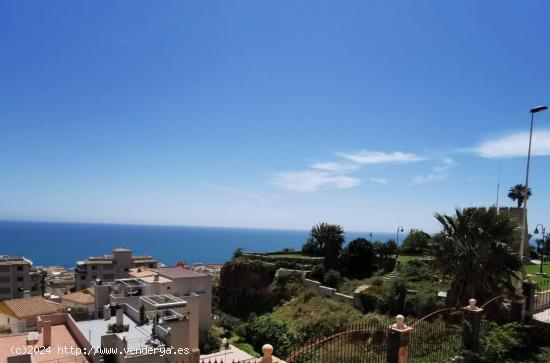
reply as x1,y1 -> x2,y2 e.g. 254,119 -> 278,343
0,221 -> 397,268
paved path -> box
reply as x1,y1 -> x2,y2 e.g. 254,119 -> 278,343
533,309 -> 550,323
200,344 -> 256,362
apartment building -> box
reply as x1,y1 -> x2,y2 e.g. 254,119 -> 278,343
128,266 -> 212,331
75,247 -> 159,291
0,256 -> 33,300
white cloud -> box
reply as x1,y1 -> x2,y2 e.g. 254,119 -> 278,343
200,183 -> 230,191
411,173 -> 447,184
369,177 -> 388,184
273,171 -> 361,192
339,150 -> 423,164
309,162 -> 360,173
472,130 -> 550,158
411,158 -> 455,185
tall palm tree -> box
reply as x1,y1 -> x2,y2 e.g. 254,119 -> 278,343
507,184 -> 532,208
310,223 -> 345,270
433,207 -> 522,306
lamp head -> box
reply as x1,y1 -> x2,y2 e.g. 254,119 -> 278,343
530,105 -> 548,113
534,227 -> 540,234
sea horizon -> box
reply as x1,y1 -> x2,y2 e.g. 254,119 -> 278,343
0,220 -> 399,268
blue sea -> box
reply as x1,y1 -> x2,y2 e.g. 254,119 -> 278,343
0,221 -> 397,268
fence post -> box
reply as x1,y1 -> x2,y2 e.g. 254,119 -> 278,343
191,348 -> 200,363
522,274 -> 537,321
387,315 -> 412,363
462,298 -> 483,354
261,344 -> 274,363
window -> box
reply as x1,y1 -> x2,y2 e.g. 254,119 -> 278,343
91,265 -> 97,270
167,286 -> 171,290
17,276 -> 23,282
17,266 -> 23,271
80,276 -> 86,281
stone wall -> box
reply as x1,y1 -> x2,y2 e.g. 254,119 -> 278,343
302,278 -> 355,305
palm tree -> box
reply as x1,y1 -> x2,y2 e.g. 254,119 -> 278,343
310,223 -> 345,270
433,207 -> 522,306
507,184 -> 532,208
33,270 -> 52,297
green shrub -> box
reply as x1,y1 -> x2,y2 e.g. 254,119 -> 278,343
308,264 -> 325,282
199,328 -> 220,354
323,270 -> 342,288
245,314 -> 296,358
218,312 -> 242,335
472,323 -> 542,362
359,293 -> 381,313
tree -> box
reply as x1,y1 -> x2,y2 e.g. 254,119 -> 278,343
302,223 -> 345,270
507,184 -> 532,208
401,229 -> 431,255
338,238 -> 376,277
232,247 -> 244,259
433,207 -> 522,306
33,270 -> 52,297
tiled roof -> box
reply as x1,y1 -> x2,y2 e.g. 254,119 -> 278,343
60,288 -> 95,306
0,296 -> 65,319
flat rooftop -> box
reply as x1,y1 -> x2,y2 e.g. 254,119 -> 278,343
152,267 -> 206,279
0,324 -> 86,362
76,313 -> 154,350
141,294 -> 187,308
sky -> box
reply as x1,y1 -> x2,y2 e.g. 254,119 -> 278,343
1,1 -> 549,233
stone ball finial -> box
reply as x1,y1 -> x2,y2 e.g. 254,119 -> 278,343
525,274 -> 535,283
262,344 -> 273,357
468,298 -> 477,309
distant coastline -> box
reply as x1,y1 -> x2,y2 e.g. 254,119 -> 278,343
0,220 -> 396,268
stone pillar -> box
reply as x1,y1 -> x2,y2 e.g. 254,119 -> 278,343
522,274 -> 537,321
42,320 -> 52,347
190,348 -> 200,363
116,308 -> 124,328
511,295 -> 525,323
387,315 -> 412,363
261,344 -> 274,363
462,299 -> 483,353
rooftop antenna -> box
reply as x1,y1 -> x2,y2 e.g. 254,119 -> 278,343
496,161 -> 503,212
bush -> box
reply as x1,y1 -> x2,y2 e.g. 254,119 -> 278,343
245,314 -> 296,358
308,264 -> 325,282
218,312 -> 242,335
359,293 -> 381,313
404,292 -> 441,316
199,328 -> 220,354
472,323 -> 543,362
382,279 -> 408,315
323,270 -> 341,288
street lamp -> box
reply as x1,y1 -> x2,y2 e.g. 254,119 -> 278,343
534,224 -> 547,275
519,105 -> 547,264
394,226 -> 404,270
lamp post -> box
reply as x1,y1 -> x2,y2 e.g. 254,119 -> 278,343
534,224 -> 547,275
394,226 -> 404,270
519,105 -> 547,264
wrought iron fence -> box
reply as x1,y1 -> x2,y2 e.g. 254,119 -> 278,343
408,308 -> 464,363
533,279 -> 550,322
0,322 -> 37,336
286,320 -> 389,363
